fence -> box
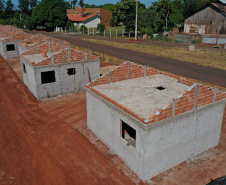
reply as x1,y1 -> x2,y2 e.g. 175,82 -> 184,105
55,27 -> 135,38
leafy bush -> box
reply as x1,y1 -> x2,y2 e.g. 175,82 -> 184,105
66,21 -> 76,31
97,23 -> 105,32
191,38 -> 202,45
80,25 -> 87,33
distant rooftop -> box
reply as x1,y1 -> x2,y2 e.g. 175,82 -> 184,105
67,14 -> 97,22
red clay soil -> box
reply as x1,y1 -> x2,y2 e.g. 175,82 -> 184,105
1,56 -> 226,185
0,56 -> 141,185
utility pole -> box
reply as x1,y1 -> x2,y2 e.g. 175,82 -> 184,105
135,1 -> 138,41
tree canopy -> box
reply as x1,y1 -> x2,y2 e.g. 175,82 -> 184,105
30,0 -> 68,31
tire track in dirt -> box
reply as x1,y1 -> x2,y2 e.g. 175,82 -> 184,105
0,55 -> 141,185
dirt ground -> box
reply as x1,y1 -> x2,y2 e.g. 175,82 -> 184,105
0,57 -> 226,185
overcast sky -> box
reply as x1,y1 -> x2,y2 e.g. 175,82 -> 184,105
11,0 -> 156,9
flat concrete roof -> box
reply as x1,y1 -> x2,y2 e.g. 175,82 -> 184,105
23,53 -> 55,64
23,54 -> 46,64
93,74 -> 189,119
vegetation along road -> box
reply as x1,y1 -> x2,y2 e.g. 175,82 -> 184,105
54,34 -> 226,88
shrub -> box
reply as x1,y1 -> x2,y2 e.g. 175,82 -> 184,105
97,23 -> 105,33
191,38 -> 202,45
80,25 -> 87,33
66,21 -> 75,31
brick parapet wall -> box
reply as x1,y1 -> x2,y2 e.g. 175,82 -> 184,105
87,61 -> 226,125
18,34 -> 49,48
2,32 -> 30,41
22,47 -> 99,67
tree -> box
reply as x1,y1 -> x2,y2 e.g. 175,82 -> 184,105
80,25 -> 87,32
71,0 -> 77,9
97,23 -> 105,32
115,0 -> 145,32
5,0 -> 14,17
0,0 -> 5,10
30,0 -> 68,31
18,0 -> 30,14
78,0 -> 84,7
183,0 -> 215,18
30,0 -> 38,9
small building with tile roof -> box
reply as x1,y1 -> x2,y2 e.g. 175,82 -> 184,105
86,61 -> 226,181
67,7 -> 112,28
67,13 -> 100,28
20,40 -> 100,99
0,28 -> 30,60
184,0 -> 226,34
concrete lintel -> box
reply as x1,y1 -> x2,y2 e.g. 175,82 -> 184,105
21,32 -> 24,40
68,47 -> 70,63
33,59 -> 100,69
172,99 -> 176,116
51,55 -> 54,64
213,88 -> 218,103
38,33 -> 41,44
144,66 -> 146,77
60,40 -> 62,50
109,70 -> 112,83
127,61 -> 130,79
48,41 -> 51,53
85,52 -> 87,61
194,83 -> 199,109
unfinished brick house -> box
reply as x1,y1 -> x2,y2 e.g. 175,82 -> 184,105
86,61 -> 226,181
67,7 -> 112,27
20,40 -> 100,99
0,31 -> 30,60
18,34 -> 50,55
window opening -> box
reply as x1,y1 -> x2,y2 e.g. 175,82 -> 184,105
22,63 -> 26,73
6,44 -> 15,51
156,86 -> 165,90
41,71 -> 56,84
121,120 -> 136,147
67,68 -> 76,75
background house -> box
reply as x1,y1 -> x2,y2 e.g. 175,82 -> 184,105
67,7 -> 112,28
67,14 -> 100,28
184,0 -> 226,34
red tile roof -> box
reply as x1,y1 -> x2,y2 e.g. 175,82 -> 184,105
67,14 -> 97,22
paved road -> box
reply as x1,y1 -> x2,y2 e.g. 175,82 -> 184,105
54,34 -> 226,88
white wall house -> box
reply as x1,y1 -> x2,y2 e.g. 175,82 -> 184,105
21,48 -> 100,99
86,62 -> 226,181
67,14 -> 100,28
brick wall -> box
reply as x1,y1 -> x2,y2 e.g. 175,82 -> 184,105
3,32 -> 31,41
18,34 -> 49,49
22,39 -> 70,56
87,61 -> 226,125
22,47 -> 99,67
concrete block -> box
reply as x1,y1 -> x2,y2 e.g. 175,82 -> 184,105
189,45 -> 195,51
